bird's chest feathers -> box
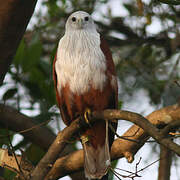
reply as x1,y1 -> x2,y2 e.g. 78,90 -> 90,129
56,31 -> 107,95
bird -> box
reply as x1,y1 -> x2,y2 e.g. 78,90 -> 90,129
53,11 -> 118,180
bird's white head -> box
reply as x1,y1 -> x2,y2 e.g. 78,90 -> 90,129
56,11 -> 106,95
65,11 -> 96,32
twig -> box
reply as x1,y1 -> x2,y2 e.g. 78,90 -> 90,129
135,157 -> 142,174
0,119 -> 52,139
122,128 -> 141,138
114,158 -> 160,179
7,134 -> 26,180
109,124 -> 156,143
135,158 -> 160,174
109,123 -> 140,143
109,167 -> 122,180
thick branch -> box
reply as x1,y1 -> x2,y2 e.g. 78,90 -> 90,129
1,103 -> 179,179
0,105 -> 79,179
0,104 -> 55,150
0,0 -> 37,85
45,103 -> 180,179
30,117 -> 88,180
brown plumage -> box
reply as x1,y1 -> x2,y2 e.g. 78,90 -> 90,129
53,11 -> 118,179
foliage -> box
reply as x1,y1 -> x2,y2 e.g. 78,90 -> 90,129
0,0 -> 180,179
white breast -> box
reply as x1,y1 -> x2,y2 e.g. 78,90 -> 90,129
55,30 -> 107,95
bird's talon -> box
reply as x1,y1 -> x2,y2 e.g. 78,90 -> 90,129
84,108 -> 91,125
81,135 -> 89,144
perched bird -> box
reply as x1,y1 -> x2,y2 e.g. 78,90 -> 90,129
53,11 -> 118,179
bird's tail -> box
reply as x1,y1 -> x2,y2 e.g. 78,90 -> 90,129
81,120 -> 110,180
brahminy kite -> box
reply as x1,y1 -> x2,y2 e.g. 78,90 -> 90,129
53,11 -> 118,179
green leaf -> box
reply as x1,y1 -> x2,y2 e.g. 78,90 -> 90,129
3,88 -> 17,101
118,101 -> 123,109
22,35 -> 42,72
3,169 -> 16,180
100,0 -> 108,3
25,144 -> 45,165
45,0 -> 60,18
0,129 -> 13,147
13,39 -> 26,67
61,0 -> 66,4
109,159 -> 119,179
29,67 -> 45,83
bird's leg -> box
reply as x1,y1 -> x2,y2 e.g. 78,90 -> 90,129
80,135 -> 89,144
84,108 -> 92,125
80,108 -> 92,144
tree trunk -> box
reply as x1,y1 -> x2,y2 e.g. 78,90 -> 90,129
0,0 -> 37,85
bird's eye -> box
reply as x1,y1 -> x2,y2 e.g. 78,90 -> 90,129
72,17 -> 76,22
84,16 -> 89,21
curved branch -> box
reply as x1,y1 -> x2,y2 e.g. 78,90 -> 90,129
45,103 -> 180,179
1,103 -> 179,179
0,104 -> 56,150
30,116 -> 89,180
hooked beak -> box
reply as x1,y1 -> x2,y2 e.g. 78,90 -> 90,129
77,18 -> 83,29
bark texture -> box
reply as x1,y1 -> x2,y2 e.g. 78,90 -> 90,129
0,104 -> 55,150
0,0 -> 37,85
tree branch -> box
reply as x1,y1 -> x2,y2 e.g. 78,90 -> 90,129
30,116 -> 89,180
0,0 -> 37,85
0,104 -> 56,150
45,103 -> 180,179
1,103 -> 179,179
96,20 -> 171,52
0,148 -> 34,179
